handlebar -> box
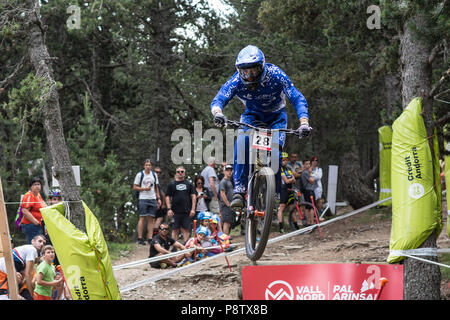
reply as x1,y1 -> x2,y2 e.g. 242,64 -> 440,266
224,119 -> 312,138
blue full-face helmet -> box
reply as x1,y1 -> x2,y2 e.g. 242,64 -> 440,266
48,188 -> 62,198
235,45 -> 266,90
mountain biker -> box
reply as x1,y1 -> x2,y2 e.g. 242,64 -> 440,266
211,45 -> 311,208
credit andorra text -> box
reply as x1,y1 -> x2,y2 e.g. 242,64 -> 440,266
405,146 -> 422,181
180,304 -> 268,317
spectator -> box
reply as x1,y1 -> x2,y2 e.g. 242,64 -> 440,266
201,157 -> 220,215
184,226 -> 209,262
133,159 -> 162,245
301,159 -> 316,226
310,156 -> 323,200
219,164 -> 235,235
41,188 -> 62,265
286,153 -> 303,180
149,223 -> 189,268
277,153 -> 297,233
153,167 -> 167,235
316,197 -> 327,221
217,162 -> 227,182
165,166 -> 196,242
194,175 -> 211,218
21,177 -> 46,244
196,211 -> 213,235
209,214 -> 221,241
0,234 -> 46,300
33,245 -> 63,300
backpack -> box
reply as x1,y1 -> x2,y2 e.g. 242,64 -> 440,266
134,170 -> 158,200
14,195 -> 24,230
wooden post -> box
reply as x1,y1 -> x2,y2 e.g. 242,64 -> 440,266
0,178 -> 19,300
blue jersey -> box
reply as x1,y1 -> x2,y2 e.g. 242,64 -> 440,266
211,63 -> 309,120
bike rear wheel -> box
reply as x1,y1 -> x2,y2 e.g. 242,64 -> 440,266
245,166 -> 275,261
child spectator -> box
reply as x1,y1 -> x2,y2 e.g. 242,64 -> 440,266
316,197 -> 328,222
197,211 -> 212,229
183,226 -> 209,263
33,245 -> 63,300
210,214 -> 221,240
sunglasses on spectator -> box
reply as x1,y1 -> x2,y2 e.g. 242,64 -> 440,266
176,170 -> 185,173
160,227 -> 169,231
155,171 -> 161,174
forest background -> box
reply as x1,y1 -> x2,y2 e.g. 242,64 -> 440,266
0,0 -> 448,242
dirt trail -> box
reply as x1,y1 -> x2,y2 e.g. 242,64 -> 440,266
113,205 -> 450,300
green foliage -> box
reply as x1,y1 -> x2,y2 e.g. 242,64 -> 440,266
66,94 -> 131,240
1,0 -> 448,242
0,74 -> 46,240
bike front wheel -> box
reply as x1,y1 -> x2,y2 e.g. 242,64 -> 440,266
245,166 -> 275,261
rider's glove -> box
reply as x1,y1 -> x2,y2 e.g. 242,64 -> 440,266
213,112 -> 227,128
298,122 -> 311,137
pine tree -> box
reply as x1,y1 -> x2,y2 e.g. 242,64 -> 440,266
67,93 -> 130,239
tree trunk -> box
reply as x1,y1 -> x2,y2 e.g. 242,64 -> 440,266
399,13 -> 441,300
339,147 -> 377,209
26,0 -> 85,232
384,74 -> 401,120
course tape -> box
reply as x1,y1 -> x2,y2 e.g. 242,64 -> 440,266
113,245 -> 237,271
117,197 -> 393,293
118,249 -> 236,293
389,248 -> 438,257
398,253 -> 450,269
117,196 -> 450,293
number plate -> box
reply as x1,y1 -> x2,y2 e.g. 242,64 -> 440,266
251,131 -> 272,151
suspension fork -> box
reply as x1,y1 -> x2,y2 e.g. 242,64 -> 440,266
246,170 -> 257,219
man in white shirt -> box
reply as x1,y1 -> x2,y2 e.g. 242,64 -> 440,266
0,234 -> 46,300
133,159 -> 162,245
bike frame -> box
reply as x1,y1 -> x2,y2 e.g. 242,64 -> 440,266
225,119 -> 307,260
226,120 -> 301,217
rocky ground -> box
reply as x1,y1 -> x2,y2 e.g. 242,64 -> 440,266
112,204 -> 450,300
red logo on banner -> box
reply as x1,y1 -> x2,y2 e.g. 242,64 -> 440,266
242,264 -> 403,300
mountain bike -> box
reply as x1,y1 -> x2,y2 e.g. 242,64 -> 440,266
225,119 -> 309,261
287,187 -> 314,231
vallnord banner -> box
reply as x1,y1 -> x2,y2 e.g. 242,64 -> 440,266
241,263 -> 403,300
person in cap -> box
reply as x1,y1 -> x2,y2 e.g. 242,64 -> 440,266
200,157 -> 220,215
149,223 -> 189,269
219,164 -> 235,235
182,226 -> 209,264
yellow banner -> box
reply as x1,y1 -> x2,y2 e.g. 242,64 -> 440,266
444,123 -> 450,238
378,125 -> 392,206
387,98 -> 442,263
40,201 -> 121,300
